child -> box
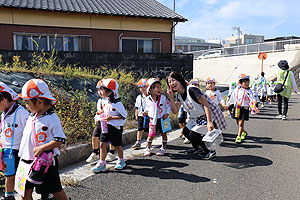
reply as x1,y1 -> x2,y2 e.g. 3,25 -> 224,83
131,79 -> 149,149
189,79 -> 200,87
227,74 -> 255,143
267,82 -> 275,104
0,82 -> 29,200
92,78 -> 127,173
18,79 -> 67,200
205,77 -> 226,109
143,78 -> 171,156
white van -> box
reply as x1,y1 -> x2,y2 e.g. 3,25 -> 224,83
197,50 -> 222,60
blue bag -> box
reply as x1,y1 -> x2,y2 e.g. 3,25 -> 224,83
161,117 -> 172,133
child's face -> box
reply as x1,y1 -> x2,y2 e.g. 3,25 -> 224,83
206,82 -> 215,90
0,98 -> 6,112
24,99 -> 41,114
240,80 -> 250,88
151,83 -> 162,96
139,86 -> 147,94
97,88 -> 102,97
192,83 -> 200,87
99,87 -> 111,98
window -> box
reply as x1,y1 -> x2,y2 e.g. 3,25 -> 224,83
245,38 -> 254,44
14,33 -> 91,52
121,38 -> 161,53
191,46 -> 206,51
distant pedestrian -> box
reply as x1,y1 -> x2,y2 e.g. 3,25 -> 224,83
270,60 -> 298,120
167,72 -> 227,160
131,78 -> 149,150
258,72 -> 267,108
227,74 -> 256,143
143,78 -> 171,156
92,78 -> 127,173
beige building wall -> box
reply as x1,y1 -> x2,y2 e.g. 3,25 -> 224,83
0,8 -> 173,33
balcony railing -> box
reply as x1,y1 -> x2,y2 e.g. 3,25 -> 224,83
187,39 -> 300,60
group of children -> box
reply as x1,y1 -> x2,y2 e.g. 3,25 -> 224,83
0,80 -> 68,200
0,70 -> 270,199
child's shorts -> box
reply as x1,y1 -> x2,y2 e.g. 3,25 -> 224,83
148,118 -> 163,137
231,107 -> 249,121
93,121 -> 102,138
25,156 -> 63,194
178,111 -> 187,124
137,116 -> 149,132
3,149 -> 20,177
100,124 -> 123,146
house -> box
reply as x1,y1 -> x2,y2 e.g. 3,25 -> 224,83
175,36 -> 222,53
0,0 -> 187,53
225,34 -> 264,47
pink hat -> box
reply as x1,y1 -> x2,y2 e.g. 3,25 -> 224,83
18,79 -> 57,106
0,82 -> 20,101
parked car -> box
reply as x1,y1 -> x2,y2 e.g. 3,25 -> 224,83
197,50 -> 223,60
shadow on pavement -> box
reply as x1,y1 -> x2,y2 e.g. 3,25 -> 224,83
123,158 -> 210,183
211,155 -> 273,169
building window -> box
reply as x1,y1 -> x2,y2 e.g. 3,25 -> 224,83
191,46 -> 206,51
121,38 -> 161,53
245,38 -> 254,44
14,33 -> 91,52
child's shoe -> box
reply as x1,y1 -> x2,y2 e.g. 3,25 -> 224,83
131,141 -> 141,149
1,196 -> 16,200
114,160 -> 126,170
86,152 -> 99,163
92,162 -> 107,173
105,152 -> 116,162
156,148 -> 166,156
241,131 -> 248,140
144,147 -> 151,156
235,136 -> 242,143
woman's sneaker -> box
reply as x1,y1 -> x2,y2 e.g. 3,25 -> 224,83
105,153 -> 116,162
144,147 -> 151,156
241,131 -> 248,140
156,148 -> 166,156
114,160 -> 126,170
184,138 -> 191,144
92,163 -> 107,173
131,141 -> 141,149
203,150 -> 216,160
276,114 -> 282,119
235,136 -> 242,143
86,152 -> 99,163
282,115 -> 287,120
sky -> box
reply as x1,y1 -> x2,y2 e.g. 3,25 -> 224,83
157,0 -> 300,40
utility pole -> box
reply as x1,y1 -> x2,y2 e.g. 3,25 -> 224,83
172,0 -> 175,53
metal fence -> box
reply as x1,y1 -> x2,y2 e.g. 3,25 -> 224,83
187,39 -> 300,60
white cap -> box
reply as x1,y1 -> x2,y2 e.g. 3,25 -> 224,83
0,82 -> 20,101
97,78 -> 119,98
146,78 -> 160,95
18,79 -> 57,106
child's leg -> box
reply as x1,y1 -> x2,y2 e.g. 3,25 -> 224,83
137,130 -> 144,141
238,120 -> 245,137
21,189 -> 33,200
114,146 -> 123,159
146,136 -> 154,148
4,176 -> 15,198
161,133 -> 167,149
99,142 -> 108,161
53,190 -> 67,200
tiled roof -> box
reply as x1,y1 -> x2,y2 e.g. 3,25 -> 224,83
0,0 -> 187,21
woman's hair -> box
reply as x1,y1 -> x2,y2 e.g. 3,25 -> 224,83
0,92 -> 13,103
167,72 -> 187,91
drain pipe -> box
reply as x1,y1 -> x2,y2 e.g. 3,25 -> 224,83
118,33 -> 124,52
171,21 -> 178,53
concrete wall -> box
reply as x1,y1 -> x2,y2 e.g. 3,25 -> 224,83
194,51 -> 300,85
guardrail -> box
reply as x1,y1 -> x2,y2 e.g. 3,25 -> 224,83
187,39 -> 300,60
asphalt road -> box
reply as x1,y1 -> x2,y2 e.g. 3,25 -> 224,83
63,95 -> 300,200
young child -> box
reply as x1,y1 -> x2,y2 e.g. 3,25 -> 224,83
143,78 -> 171,156
131,78 -> 149,149
18,79 -> 67,200
205,77 -> 226,109
0,82 -> 29,200
267,82 -> 275,104
227,74 -> 256,143
92,78 -> 127,173
189,79 -> 200,87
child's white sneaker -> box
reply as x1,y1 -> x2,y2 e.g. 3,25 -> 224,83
105,152 -> 116,162
86,152 -> 98,163
144,147 -> 151,156
156,148 -> 166,156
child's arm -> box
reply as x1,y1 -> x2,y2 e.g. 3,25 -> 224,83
135,108 -> 138,120
33,140 -> 63,157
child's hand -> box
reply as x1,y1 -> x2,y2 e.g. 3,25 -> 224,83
142,112 -> 148,116
223,105 -> 229,110
105,115 -> 113,121
96,110 -> 104,115
135,116 -> 138,121
163,114 -> 169,120
33,146 -> 44,157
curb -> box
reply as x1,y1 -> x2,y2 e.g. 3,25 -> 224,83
57,119 -> 179,169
